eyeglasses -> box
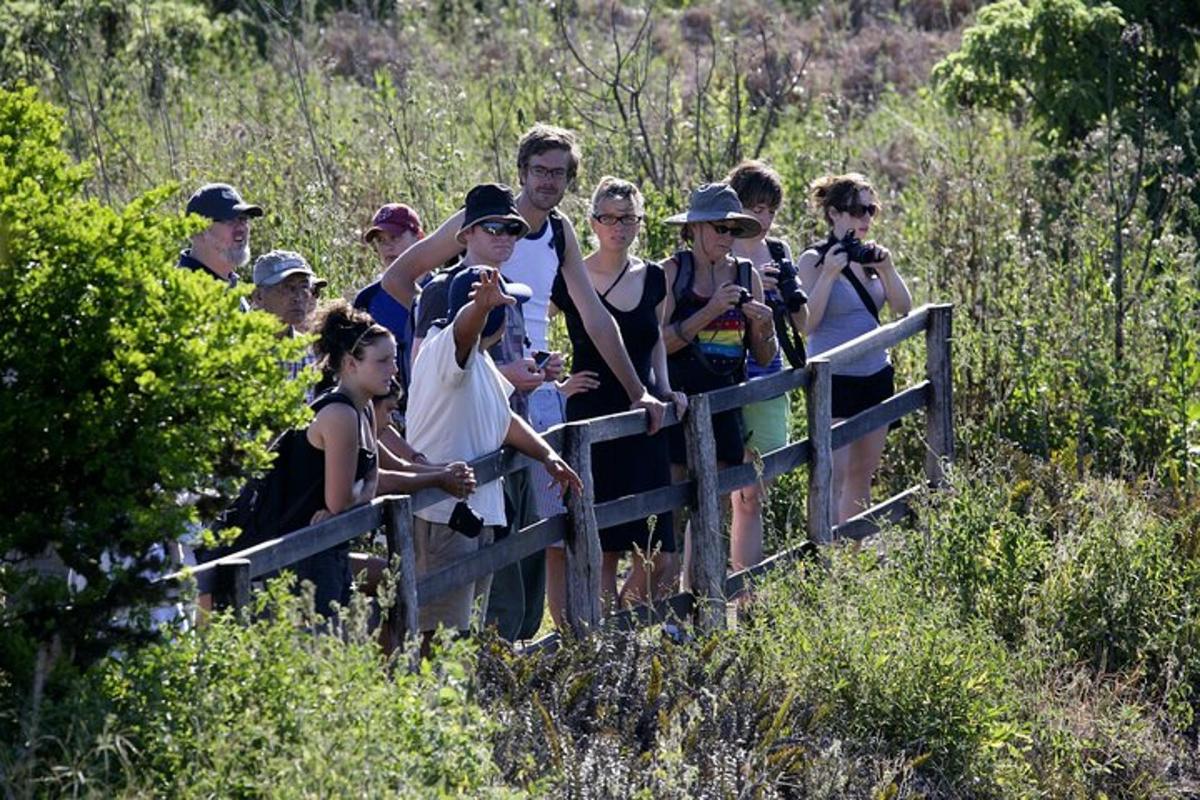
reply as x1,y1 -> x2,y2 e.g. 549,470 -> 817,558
837,202 -> 878,218
477,220 -> 526,237
710,223 -> 745,237
528,165 -> 569,181
592,213 -> 643,227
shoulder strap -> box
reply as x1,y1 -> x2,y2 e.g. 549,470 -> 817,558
310,390 -> 357,413
669,250 -> 695,318
548,210 -> 567,268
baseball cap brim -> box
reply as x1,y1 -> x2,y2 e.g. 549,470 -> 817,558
256,266 -> 324,288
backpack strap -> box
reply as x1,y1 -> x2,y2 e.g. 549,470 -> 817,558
548,209 -> 567,268
669,249 -> 695,321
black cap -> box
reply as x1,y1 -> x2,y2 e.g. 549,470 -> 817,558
186,183 -> 264,222
454,183 -> 529,243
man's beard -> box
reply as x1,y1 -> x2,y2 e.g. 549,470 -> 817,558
223,241 -> 251,267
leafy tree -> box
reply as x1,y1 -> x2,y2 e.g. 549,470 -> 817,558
0,86 -> 310,688
932,0 -> 1136,144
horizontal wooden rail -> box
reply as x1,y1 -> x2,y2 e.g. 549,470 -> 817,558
817,308 -> 930,369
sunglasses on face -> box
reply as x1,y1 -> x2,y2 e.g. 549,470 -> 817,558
478,220 -> 526,237
837,202 -> 878,218
710,223 -> 744,237
528,165 -> 569,181
593,213 -> 643,227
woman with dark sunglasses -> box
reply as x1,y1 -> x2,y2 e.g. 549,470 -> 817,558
797,173 -> 912,526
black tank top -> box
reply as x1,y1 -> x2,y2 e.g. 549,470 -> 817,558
278,391 -> 377,536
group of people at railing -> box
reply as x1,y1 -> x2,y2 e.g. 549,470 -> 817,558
184,123 -> 911,644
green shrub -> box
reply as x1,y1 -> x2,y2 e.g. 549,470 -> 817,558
4,582 -> 511,798
0,84 -> 310,688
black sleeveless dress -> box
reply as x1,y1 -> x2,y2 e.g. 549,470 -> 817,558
551,262 -> 675,553
286,391 -> 377,616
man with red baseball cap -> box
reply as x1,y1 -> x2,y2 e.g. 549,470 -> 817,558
354,203 -> 425,395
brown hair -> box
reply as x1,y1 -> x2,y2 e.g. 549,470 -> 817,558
516,124 -> 581,182
311,299 -> 392,379
726,159 -> 783,211
808,172 -> 877,226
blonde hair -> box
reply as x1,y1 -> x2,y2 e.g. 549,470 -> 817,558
590,175 -> 644,216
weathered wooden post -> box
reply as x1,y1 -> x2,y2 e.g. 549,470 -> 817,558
213,558 -> 251,615
684,392 -> 726,633
383,496 -> 420,653
806,359 -> 834,544
562,422 -> 602,634
924,304 -> 954,487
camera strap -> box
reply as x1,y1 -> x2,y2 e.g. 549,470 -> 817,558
812,235 -> 880,324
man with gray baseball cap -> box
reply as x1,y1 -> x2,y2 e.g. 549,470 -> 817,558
178,182 -> 263,285
251,249 -> 327,333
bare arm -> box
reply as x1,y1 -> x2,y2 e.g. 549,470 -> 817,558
871,246 -> 912,317
451,269 -> 514,367
504,414 -> 583,497
380,209 -> 467,308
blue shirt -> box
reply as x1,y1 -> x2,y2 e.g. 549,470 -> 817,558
354,280 -> 413,390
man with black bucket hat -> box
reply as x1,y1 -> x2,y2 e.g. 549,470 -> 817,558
383,126 -> 668,642
179,182 -> 263,285
405,183 -> 582,650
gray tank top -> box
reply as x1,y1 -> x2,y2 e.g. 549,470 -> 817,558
808,271 -> 889,377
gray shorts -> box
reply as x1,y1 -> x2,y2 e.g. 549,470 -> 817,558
414,517 -> 496,633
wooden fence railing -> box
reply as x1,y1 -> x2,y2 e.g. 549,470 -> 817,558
168,303 -> 953,645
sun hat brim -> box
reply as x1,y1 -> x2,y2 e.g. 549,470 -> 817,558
663,210 -> 763,238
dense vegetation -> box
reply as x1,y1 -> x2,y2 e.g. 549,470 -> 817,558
2,0 -> 1198,796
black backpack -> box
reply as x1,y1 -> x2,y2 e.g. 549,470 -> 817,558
202,393 -> 347,560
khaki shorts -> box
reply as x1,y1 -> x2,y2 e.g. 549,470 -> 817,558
414,517 -> 496,633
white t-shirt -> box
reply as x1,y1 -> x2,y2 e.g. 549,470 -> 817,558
501,217 -> 559,353
407,322 -> 515,525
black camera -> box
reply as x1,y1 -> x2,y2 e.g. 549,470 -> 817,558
448,500 -> 484,538
839,232 -> 886,265
772,257 -> 807,314
734,287 -> 753,308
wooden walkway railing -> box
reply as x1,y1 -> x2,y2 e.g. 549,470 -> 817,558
168,303 -> 953,645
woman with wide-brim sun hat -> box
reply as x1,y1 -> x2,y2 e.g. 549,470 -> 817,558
660,183 -> 778,579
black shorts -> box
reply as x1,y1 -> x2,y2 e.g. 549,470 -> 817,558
831,365 -> 895,420
668,407 -> 746,466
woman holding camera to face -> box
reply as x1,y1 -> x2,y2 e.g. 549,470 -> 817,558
662,184 -> 778,578
797,173 -> 912,525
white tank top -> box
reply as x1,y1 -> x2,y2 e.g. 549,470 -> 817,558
501,217 -> 559,352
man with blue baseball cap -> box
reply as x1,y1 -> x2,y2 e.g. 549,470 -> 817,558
178,182 -> 263,285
